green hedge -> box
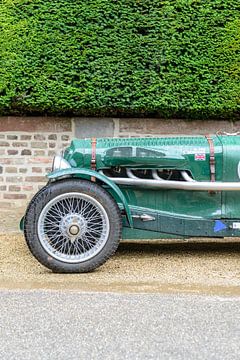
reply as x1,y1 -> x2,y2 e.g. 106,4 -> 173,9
0,0 -> 239,118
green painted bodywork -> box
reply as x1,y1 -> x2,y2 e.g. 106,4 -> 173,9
62,135 -> 240,239
21,135 -> 240,239
19,216 -> 24,231
219,136 -> 240,219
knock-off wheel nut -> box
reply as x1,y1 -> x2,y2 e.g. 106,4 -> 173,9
69,225 -> 80,236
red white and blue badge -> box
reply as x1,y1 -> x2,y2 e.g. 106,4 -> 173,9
194,153 -> 206,161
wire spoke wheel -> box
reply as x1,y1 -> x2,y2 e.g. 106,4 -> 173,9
24,180 -> 121,272
38,192 -> 110,263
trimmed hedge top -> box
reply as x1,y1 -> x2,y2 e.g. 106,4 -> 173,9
0,0 -> 239,118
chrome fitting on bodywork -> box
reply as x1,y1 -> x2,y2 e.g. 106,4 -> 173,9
52,155 -> 71,172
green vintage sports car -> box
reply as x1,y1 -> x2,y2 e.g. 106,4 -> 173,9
22,134 -> 240,272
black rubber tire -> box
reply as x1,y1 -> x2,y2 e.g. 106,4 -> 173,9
24,179 -> 122,273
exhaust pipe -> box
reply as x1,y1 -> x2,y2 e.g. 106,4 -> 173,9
99,169 -> 240,191
105,176 -> 240,191
128,169 -> 195,182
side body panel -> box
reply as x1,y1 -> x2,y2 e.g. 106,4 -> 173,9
220,136 -> 240,219
99,136 -> 223,222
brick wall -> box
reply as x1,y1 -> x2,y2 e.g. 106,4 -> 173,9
0,117 -> 73,209
0,116 -> 239,210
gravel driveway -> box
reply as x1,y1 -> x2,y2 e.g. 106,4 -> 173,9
0,232 -> 239,295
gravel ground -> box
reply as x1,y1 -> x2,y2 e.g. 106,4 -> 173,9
0,232 -> 239,295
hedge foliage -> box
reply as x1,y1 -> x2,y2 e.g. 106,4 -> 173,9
0,0 -> 239,118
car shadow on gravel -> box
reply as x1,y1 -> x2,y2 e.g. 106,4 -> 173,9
117,241 -> 240,256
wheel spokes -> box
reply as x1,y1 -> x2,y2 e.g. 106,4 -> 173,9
38,193 -> 110,263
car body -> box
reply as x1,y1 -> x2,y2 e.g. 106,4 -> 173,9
22,134 -> 240,272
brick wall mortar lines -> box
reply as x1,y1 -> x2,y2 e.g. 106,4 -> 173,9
0,128 -> 73,209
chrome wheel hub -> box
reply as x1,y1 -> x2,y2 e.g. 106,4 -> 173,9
69,224 -> 80,236
60,214 -> 87,240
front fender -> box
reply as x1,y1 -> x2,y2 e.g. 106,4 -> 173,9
47,168 -> 133,227
19,216 -> 24,231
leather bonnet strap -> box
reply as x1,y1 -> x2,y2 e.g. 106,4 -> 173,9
205,135 -> 215,182
90,137 -> 97,182
91,137 -> 97,170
